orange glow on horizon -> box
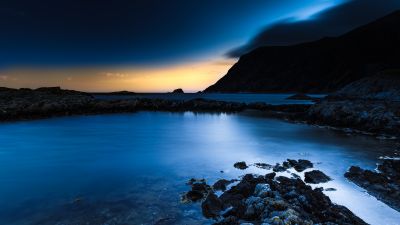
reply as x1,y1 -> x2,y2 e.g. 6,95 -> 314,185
0,58 -> 236,92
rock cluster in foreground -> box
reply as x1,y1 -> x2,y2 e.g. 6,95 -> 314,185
183,160 -> 366,225
345,158 -> 400,212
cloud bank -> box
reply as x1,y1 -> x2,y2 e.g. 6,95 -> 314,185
227,0 -> 400,57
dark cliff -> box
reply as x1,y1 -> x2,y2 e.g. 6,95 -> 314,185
205,10 -> 400,93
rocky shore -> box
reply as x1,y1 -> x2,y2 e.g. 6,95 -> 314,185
0,87 -> 310,122
183,160 -> 367,225
345,158 -> 400,212
306,72 -> 400,138
1,82 -> 399,139
307,99 -> 400,137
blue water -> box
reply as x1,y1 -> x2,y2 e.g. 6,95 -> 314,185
0,112 -> 399,225
94,93 -> 326,104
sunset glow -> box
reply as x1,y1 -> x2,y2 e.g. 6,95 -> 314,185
0,58 -> 236,92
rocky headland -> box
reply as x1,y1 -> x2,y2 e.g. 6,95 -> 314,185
204,10 -> 400,93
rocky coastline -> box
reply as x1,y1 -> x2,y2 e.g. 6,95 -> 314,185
183,160 -> 367,225
1,85 -> 399,139
0,87 -> 310,122
306,72 -> 400,138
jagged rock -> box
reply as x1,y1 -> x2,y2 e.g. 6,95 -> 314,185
286,159 -> 313,172
304,170 -> 332,184
202,193 -> 223,219
324,188 -> 337,191
185,160 -> 366,225
185,191 -> 204,202
265,172 -> 276,180
254,163 -> 272,170
182,178 -> 211,202
272,163 -> 286,172
213,179 -> 235,191
244,196 -> 265,219
234,161 -> 248,170
345,159 -> 400,211
254,184 -> 271,198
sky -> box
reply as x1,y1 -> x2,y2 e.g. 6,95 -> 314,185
0,0 -> 399,92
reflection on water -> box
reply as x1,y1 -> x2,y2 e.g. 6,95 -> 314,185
0,112 -> 399,225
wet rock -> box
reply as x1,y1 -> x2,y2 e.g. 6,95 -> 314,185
244,196 -> 265,219
192,182 -> 210,193
254,184 -> 271,198
213,179 -> 235,191
290,159 -> 313,172
265,172 -> 276,180
324,188 -> 337,191
185,160 -> 367,225
272,163 -> 286,172
270,200 -> 288,211
234,161 -> 248,170
304,170 -> 332,184
267,208 -> 302,225
345,159 -> 400,211
182,178 -> 211,202
219,174 -> 266,209
185,190 -> 204,202
254,163 -> 272,170
187,178 -> 206,185
283,190 -> 298,200
291,173 -> 301,179
202,192 -> 223,219
214,216 -> 239,225
282,161 -> 291,169
377,159 -> 400,180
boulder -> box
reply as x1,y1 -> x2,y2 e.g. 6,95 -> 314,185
172,88 -> 184,94
345,159 -> 400,211
234,161 -> 248,170
304,170 -> 332,184
202,192 -> 223,219
213,179 -> 235,191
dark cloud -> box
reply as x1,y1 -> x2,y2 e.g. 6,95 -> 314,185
227,0 -> 400,58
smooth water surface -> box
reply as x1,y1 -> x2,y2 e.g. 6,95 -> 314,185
0,112 -> 399,225
95,93 -> 326,104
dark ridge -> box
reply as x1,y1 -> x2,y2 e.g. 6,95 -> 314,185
205,10 -> 400,93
